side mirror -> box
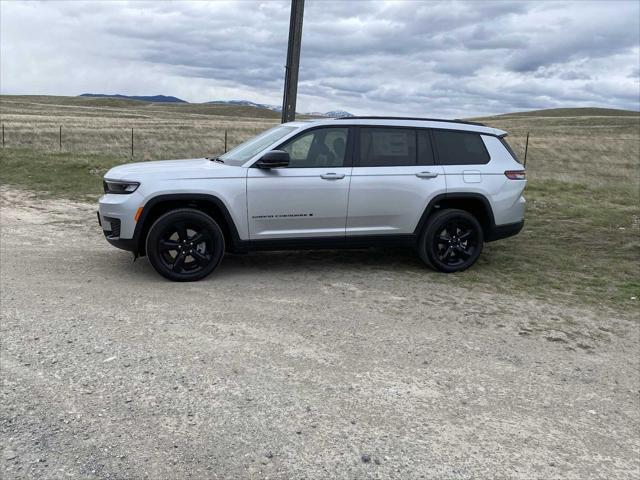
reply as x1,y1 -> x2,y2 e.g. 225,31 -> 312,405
256,150 -> 290,169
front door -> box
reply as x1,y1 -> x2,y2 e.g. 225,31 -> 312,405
247,127 -> 352,239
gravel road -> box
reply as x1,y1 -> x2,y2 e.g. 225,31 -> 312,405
1,187 -> 638,479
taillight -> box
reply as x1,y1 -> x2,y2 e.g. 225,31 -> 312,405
504,170 -> 526,180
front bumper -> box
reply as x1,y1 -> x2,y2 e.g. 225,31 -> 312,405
105,236 -> 138,252
98,191 -> 144,246
97,211 -> 138,252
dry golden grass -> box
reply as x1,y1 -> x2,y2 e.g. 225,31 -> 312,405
2,96 -> 637,187
0,95 -> 280,160
1,95 -> 638,312
477,112 -> 640,187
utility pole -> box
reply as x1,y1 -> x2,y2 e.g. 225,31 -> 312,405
281,0 -> 304,123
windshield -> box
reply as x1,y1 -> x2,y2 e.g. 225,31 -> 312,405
217,125 -> 297,166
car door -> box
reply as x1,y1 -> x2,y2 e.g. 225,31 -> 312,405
247,126 -> 352,239
346,127 -> 446,236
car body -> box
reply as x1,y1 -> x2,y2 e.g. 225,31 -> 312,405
98,117 -> 526,281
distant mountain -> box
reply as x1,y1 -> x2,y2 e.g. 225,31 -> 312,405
77,94 -> 352,115
207,99 -> 282,112
80,93 -> 187,103
313,110 -> 354,118
208,100 -> 353,117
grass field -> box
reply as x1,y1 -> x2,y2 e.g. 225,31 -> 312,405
1,95 -> 638,313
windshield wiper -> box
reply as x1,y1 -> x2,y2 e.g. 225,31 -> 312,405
206,156 -> 224,163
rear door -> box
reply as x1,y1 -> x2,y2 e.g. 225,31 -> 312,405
247,126 -> 353,239
346,127 -> 446,236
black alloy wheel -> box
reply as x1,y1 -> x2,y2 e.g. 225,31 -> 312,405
419,209 -> 483,273
146,209 -> 225,281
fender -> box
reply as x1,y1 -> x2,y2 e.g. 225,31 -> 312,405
132,193 -> 243,251
413,192 -> 496,236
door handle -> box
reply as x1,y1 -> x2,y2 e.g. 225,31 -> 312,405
321,173 -> 345,180
415,171 -> 438,179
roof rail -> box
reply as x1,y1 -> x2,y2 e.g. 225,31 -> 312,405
335,116 -> 486,127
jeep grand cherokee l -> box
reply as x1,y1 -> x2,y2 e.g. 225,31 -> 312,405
98,117 -> 525,281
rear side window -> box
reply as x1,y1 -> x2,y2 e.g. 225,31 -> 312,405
433,130 -> 490,165
359,128 -> 416,167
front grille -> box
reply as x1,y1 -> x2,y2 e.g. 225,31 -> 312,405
103,217 -> 121,238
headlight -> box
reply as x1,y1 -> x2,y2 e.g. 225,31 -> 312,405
103,180 -> 140,194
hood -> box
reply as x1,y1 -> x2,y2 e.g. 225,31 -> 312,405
104,158 -> 243,180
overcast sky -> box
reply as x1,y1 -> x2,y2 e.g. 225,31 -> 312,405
1,0 -> 639,116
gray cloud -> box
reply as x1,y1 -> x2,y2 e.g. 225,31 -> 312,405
1,0 -> 639,117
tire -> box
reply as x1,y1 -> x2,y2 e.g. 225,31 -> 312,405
145,208 -> 225,282
418,208 -> 483,273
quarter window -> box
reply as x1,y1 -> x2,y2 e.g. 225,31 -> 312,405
433,130 -> 490,165
280,128 -> 348,168
359,128 -> 417,167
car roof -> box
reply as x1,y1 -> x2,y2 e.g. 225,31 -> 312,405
288,117 -> 506,136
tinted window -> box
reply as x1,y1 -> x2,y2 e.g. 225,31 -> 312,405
359,128 -> 416,167
280,127 -> 348,168
433,130 -> 490,165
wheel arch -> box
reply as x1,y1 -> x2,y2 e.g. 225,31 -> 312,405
133,194 -> 242,256
414,193 -> 495,240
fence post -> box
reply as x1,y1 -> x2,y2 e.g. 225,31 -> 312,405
2,124 -> 4,148
131,128 -> 134,157
224,129 -> 228,153
59,125 -> 62,150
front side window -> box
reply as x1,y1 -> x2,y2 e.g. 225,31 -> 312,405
280,127 -> 348,168
359,128 -> 417,167
433,130 -> 490,165
218,125 -> 297,165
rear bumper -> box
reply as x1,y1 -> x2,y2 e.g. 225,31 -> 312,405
486,220 -> 524,242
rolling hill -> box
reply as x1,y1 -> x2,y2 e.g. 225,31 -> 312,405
490,107 -> 640,118
0,95 -> 637,312
80,93 -> 187,103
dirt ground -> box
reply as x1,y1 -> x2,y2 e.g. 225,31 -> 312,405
1,187 -> 638,480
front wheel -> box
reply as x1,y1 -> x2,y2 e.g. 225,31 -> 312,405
418,209 -> 483,273
146,208 -> 225,281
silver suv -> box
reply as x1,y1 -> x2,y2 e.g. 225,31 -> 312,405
98,117 -> 526,281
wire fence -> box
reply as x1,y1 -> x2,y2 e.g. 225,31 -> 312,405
2,123 -> 242,158
0,123 -> 239,160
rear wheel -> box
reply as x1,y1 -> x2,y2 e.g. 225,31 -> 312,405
418,209 -> 483,273
146,209 -> 225,281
